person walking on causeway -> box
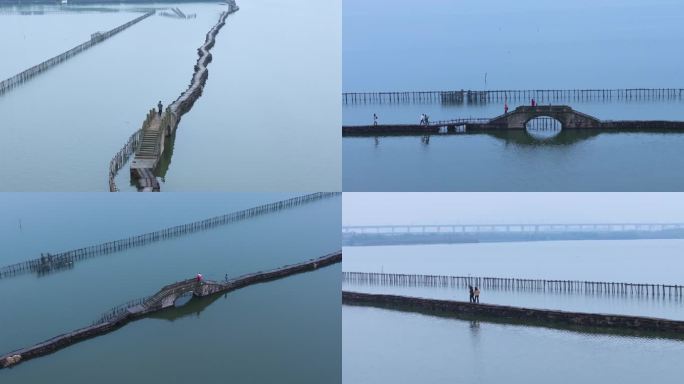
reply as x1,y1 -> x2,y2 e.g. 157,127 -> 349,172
468,285 -> 474,303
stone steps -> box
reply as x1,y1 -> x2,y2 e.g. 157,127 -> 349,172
135,130 -> 161,158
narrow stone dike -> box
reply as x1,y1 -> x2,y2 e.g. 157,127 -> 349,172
113,2 -> 239,192
343,291 -> 684,335
0,250 -> 341,369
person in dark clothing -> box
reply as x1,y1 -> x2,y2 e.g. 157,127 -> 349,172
157,101 -> 163,116
468,285 -> 474,303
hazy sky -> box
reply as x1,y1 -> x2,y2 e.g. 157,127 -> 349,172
343,193 -> 684,225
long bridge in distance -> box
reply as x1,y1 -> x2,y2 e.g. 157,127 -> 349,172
343,105 -> 684,136
342,88 -> 684,105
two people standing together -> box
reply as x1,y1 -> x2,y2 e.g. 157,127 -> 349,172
468,285 -> 480,303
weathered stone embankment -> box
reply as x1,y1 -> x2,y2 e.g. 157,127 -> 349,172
343,120 -> 684,136
0,250 -> 341,369
343,105 -> 684,136
342,291 -> 684,334
598,121 -> 684,129
128,2 -> 239,191
343,124 -> 451,136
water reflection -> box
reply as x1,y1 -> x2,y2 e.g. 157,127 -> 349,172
361,129 -> 605,146
149,292 -> 224,322
355,127 -> 684,152
155,130 -> 178,183
487,129 -> 601,146
344,302 -> 684,341
343,303 -> 684,384
525,116 -> 563,140
364,129 -> 612,147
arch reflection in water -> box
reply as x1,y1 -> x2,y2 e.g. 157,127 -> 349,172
151,292 -> 225,322
485,129 -> 602,146
525,116 -> 563,139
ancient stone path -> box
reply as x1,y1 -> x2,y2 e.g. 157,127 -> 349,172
1,250 -> 341,369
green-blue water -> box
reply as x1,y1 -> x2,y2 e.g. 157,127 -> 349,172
0,193 -> 341,382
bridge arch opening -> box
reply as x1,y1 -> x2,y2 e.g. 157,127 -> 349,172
173,291 -> 194,307
525,116 -> 562,139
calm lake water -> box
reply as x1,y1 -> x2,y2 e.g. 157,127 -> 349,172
0,0 -> 340,191
343,240 -> 684,383
0,193 -> 341,382
343,305 -> 684,384
344,0 -> 684,91
343,240 -> 684,319
343,0 -> 684,191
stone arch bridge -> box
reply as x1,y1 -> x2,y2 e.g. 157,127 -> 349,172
488,105 -> 601,129
143,279 -> 223,310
